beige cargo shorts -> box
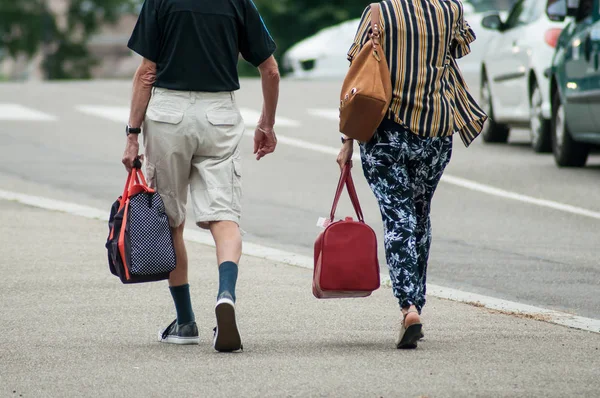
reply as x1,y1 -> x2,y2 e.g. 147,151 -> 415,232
143,87 -> 244,229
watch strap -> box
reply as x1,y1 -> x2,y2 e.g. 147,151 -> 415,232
126,125 -> 142,135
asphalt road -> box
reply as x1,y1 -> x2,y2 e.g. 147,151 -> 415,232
0,79 -> 599,320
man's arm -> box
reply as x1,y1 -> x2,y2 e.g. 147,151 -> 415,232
254,55 -> 280,160
129,58 -> 157,128
257,55 -> 280,130
122,58 -> 157,171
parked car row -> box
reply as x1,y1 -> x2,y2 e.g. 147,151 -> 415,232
479,0 -> 566,154
480,0 -> 600,167
546,0 -> 600,167
281,0 -> 600,168
282,0 -> 515,81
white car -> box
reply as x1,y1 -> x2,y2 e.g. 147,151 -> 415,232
282,1 -> 514,80
281,19 -> 360,79
479,0 -> 566,152
455,9 -> 512,92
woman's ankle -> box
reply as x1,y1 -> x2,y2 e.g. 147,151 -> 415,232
401,305 -> 418,314
402,306 -> 420,325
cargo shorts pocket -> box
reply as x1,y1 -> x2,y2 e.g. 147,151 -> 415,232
146,162 -> 157,189
206,108 -> 240,128
146,106 -> 184,125
232,152 -> 242,211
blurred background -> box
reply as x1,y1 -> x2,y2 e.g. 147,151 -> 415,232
0,0 -> 516,81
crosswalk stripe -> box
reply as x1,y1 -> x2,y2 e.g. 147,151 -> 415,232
75,105 -> 302,128
0,104 -> 57,121
76,105 -> 129,123
307,108 -> 339,121
239,108 -> 300,128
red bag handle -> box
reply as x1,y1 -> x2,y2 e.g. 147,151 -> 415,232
119,159 -> 148,207
329,164 -> 365,223
345,170 -> 365,221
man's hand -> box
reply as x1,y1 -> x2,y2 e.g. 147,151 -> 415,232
337,140 -> 354,170
122,135 -> 140,171
254,125 -> 277,160
255,56 -> 279,161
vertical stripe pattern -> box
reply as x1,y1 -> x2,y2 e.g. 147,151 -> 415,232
347,0 -> 487,147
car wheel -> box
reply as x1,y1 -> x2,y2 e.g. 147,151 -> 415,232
551,94 -> 589,167
529,82 -> 552,153
480,76 -> 510,143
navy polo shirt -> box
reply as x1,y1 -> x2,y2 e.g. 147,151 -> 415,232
127,0 -> 276,92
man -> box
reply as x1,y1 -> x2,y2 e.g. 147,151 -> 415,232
122,0 -> 280,352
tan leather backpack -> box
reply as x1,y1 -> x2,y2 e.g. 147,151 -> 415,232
339,3 -> 392,143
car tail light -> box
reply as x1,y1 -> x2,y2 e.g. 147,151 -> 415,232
544,28 -> 562,48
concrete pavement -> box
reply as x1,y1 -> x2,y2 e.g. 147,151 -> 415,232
2,200 -> 599,397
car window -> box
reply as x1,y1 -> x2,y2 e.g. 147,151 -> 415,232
575,0 -> 594,21
464,0 -> 516,13
503,1 -> 525,29
503,0 -> 537,29
528,0 -> 545,21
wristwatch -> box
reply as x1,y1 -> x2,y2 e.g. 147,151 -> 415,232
126,125 -> 142,136
341,136 -> 354,144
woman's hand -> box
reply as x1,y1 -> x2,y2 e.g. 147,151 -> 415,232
336,139 -> 354,170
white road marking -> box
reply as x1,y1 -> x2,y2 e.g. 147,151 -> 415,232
249,132 -> 600,221
75,105 -> 301,128
0,189 -> 107,220
426,285 -> 600,333
0,188 -> 599,334
308,108 -> 339,121
0,104 -> 57,121
243,130 -> 348,155
239,108 -> 301,128
442,175 -> 600,220
77,105 -> 129,123
245,130 -> 357,159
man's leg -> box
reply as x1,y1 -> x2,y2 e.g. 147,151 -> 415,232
167,223 -> 195,325
209,220 -> 243,352
169,223 -> 189,286
157,222 -> 199,345
209,220 -> 242,301
143,89 -> 197,344
157,222 -> 198,344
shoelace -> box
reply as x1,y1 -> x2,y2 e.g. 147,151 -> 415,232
161,319 -> 178,340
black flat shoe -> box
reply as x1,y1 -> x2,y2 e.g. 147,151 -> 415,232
396,309 -> 422,349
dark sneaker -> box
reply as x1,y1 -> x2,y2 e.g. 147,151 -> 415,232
213,297 -> 242,352
158,319 -> 199,345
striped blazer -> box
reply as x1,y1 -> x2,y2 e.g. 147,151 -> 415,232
347,0 -> 487,146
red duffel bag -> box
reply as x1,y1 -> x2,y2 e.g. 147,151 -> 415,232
313,164 -> 380,298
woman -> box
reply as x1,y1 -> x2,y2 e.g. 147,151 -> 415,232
337,0 -> 487,349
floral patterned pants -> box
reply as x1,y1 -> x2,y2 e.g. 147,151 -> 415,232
360,119 -> 452,312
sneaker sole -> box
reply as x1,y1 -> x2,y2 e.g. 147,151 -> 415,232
214,298 -> 242,352
157,331 -> 200,345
